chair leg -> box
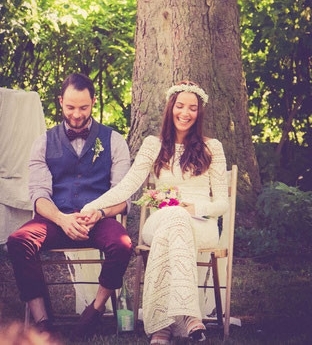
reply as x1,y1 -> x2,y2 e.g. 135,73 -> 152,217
43,289 -> 54,321
211,254 -> 223,327
223,273 -> 232,339
111,290 -> 117,316
223,299 -> 230,340
24,302 -> 31,329
133,255 -> 144,330
24,283 -> 53,328
37,253 -> 54,321
111,289 -> 118,332
141,251 -> 149,268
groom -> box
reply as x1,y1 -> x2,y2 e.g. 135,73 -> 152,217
7,73 -> 132,338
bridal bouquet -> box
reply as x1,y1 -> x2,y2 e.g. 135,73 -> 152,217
133,185 -> 181,209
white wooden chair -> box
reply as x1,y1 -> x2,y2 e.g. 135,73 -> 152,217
24,214 -> 127,328
133,165 -> 238,339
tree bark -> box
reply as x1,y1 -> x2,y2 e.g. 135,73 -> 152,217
128,0 -> 261,208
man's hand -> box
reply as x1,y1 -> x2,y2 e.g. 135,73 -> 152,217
34,198 -> 101,240
56,212 -> 90,241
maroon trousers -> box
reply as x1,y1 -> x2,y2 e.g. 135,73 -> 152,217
6,214 -> 132,302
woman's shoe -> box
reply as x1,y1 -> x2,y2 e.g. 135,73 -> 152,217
185,316 -> 206,342
150,340 -> 171,345
150,326 -> 172,345
188,328 -> 206,341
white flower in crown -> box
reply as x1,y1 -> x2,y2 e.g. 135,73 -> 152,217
165,84 -> 209,106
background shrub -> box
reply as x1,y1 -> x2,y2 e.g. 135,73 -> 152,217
234,182 -> 312,258
234,226 -> 281,258
257,182 -> 312,238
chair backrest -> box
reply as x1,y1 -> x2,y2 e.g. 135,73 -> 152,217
219,165 -> 238,249
137,165 -> 238,250
137,177 -> 150,247
220,165 -> 238,337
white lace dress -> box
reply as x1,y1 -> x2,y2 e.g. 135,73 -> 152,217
83,135 -> 228,336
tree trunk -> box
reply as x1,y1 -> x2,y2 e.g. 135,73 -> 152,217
128,0 -> 261,208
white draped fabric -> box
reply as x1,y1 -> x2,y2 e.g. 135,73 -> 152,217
0,88 -> 46,244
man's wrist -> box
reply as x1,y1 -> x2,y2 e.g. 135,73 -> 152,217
98,208 -> 106,219
55,211 -> 64,227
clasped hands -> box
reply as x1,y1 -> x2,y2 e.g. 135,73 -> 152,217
57,209 -> 102,241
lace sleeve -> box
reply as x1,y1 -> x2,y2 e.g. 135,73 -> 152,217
82,136 -> 160,211
202,139 -> 229,217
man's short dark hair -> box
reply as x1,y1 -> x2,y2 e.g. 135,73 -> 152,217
60,73 -> 95,99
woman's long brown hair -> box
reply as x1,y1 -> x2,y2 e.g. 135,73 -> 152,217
154,81 -> 212,178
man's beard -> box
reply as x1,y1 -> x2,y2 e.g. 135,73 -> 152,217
63,113 -> 91,130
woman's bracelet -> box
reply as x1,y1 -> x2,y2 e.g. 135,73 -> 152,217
97,208 -> 106,219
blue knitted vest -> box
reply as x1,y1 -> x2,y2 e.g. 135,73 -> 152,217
46,121 -> 112,213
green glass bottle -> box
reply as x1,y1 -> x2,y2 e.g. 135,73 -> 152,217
117,279 -> 134,332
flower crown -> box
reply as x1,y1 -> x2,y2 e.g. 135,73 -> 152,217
165,84 -> 209,106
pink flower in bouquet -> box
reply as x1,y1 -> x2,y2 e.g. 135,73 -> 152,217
133,185 -> 181,209
159,198 -> 180,209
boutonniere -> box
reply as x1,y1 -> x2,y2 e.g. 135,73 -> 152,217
92,137 -> 104,163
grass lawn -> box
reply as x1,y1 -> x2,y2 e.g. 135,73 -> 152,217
1,245 -> 312,345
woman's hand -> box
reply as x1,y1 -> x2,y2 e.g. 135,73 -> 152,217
180,202 -> 195,216
80,209 -> 102,228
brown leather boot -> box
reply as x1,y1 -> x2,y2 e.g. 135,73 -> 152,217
74,300 -> 102,339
